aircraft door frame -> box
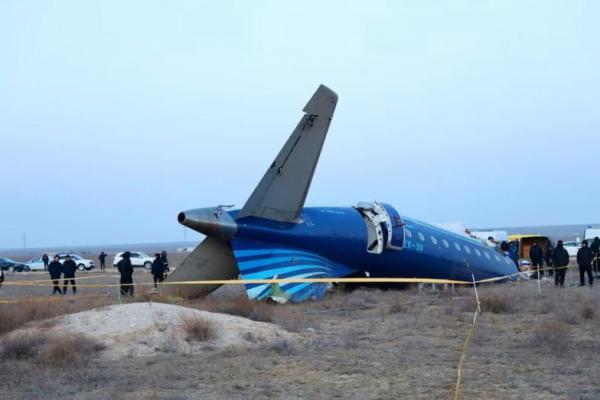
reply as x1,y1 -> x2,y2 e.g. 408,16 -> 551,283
354,201 -> 404,254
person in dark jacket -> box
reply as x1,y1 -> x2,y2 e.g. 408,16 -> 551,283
161,251 -> 169,272
151,253 -> 164,288
42,253 -> 49,271
62,255 -> 77,294
117,251 -> 134,296
529,242 -> 544,279
544,240 -> 554,277
99,251 -> 107,270
0,268 -> 4,288
591,237 -> 600,274
48,255 -> 63,295
551,240 -> 570,288
577,240 -> 593,287
508,240 -> 520,267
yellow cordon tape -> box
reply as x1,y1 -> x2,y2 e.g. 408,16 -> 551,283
5,274 -> 120,284
454,307 -> 479,400
0,264 -> 574,288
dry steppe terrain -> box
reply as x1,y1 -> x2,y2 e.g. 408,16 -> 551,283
0,266 -> 599,400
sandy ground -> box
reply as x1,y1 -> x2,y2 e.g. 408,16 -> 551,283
1,267 -> 599,400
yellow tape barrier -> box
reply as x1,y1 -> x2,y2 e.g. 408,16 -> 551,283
454,307 -> 479,400
1,264 -> 574,288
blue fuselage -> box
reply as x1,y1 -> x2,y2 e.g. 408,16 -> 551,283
233,204 -> 517,282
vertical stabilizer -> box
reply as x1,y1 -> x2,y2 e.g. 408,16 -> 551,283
237,85 -> 338,222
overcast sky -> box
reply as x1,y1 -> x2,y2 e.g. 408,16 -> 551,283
1,1 -> 599,249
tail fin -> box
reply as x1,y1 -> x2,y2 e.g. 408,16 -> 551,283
161,237 -> 238,298
237,85 -> 338,222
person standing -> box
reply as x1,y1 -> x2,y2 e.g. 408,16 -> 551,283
590,237 -> 600,274
99,251 -> 107,271
577,240 -> 593,287
0,267 -> 4,288
544,240 -> 554,277
508,240 -> 520,267
117,251 -> 134,296
48,255 -> 63,295
42,253 -> 49,271
529,242 -> 544,279
151,253 -> 165,288
62,255 -> 77,294
551,240 -> 570,288
161,251 -> 169,272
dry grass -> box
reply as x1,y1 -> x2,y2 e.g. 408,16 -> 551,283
263,338 -> 296,355
0,297 -> 112,335
388,294 -> 408,314
532,319 -> 570,355
194,295 -> 276,323
581,300 -> 595,320
555,305 -> 580,325
0,332 -> 104,367
478,291 -> 513,314
0,332 -> 50,360
42,335 -> 105,367
272,308 -> 306,332
179,313 -> 214,342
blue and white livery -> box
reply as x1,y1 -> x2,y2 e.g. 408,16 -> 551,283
163,85 -> 517,301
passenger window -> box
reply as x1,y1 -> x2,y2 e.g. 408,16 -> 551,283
484,252 -> 491,259
494,254 -> 501,262
454,243 -> 461,251
463,245 -> 471,254
405,229 -> 413,239
430,236 -> 438,245
474,249 -> 482,257
442,239 -> 450,248
417,232 -> 425,242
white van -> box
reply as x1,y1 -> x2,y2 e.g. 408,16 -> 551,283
584,227 -> 600,243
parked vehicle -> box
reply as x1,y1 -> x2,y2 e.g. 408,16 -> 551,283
113,252 -> 154,270
562,241 -> 581,257
507,234 -> 551,267
584,227 -> 600,242
53,254 -> 95,271
25,257 -> 47,271
0,257 -> 29,272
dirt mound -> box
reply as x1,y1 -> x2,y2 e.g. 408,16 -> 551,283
7,302 -> 294,360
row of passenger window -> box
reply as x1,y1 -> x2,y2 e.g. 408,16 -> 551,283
406,228 -> 511,264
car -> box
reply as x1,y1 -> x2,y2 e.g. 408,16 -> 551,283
53,253 -> 95,271
562,241 -> 581,257
584,227 -> 600,243
0,257 -> 29,272
113,252 -> 154,270
25,257 -> 47,271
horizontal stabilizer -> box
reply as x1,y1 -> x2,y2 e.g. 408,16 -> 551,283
230,238 -> 356,302
237,85 -> 338,223
161,237 -> 238,298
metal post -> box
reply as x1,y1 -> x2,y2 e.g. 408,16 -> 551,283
117,276 -> 122,304
471,273 -> 481,313
537,267 -> 541,295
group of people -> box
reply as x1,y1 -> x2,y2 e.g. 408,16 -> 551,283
48,254 -> 79,294
527,237 -> 600,288
41,250 -> 170,296
115,251 -> 169,296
